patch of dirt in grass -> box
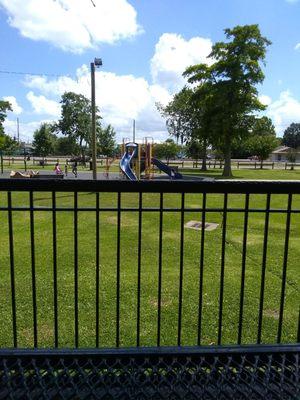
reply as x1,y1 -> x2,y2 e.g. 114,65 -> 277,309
149,298 -> 172,308
264,309 -> 279,319
20,324 -> 53,344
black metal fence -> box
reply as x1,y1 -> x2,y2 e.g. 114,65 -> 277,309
0,179 -> 299,398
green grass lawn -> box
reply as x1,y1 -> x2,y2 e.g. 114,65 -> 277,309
0,170 -> 299,349
180,167 -> 300,180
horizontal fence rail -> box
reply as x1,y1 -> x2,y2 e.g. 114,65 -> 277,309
0,179 -> 299,350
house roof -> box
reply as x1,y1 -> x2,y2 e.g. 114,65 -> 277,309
272,146 -> 291,154
272,146 -> 300,154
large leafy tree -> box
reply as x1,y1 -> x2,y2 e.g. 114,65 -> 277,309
245,117 -> 278,167
0,132 -> 18,154
54,92 -> 101,156
184,25 -> 271,177
97,124 -> 117,157
33,123 -> 56,156
153,139 -> 179,162
282,123 -> 300,149
157,87 -> 193,145
158,87 -> 211,170
251,116 -> 276,137
185,139 -> 205,160
247,135 -> 279,168
0,100 -> 12,136
54,136 -> 79,156
0,100 -> 18,154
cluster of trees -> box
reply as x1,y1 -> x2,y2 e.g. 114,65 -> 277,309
0,100 -> 18,153
153,138 -> 180,161
33,92 -> 118,158
158,24 -> 279,177
0,93 -> 118,158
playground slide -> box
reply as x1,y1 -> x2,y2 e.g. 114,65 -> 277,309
152,158 -> 182,179
120,143 -> 138,181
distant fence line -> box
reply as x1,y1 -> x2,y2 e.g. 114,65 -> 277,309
1,155 -> 300,171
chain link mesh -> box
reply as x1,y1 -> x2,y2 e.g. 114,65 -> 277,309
0,348 -> 299,399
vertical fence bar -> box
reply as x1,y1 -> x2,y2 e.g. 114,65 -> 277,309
218,193 -> 228,345
197,193 -> 206,345
297,308 -> 300,343
238,193 -> 250,344
74,191 -> 79,348
52,191 -> 58,348
157,193 -> 163,347
29,191 -> 38,348
277,193 -> 292,343
95,192 -> 100,347
257,193 -> 271,344
116,192 -> 121,347
136,192 -> 142,347
7,191 -> 17,348
177,192 -> 185,346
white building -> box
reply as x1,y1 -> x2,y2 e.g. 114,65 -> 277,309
270,146 -> 300,162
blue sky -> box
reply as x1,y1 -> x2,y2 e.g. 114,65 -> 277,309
0,0 -> 300,142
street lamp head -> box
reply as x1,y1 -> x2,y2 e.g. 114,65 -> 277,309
94,58 -> 102,67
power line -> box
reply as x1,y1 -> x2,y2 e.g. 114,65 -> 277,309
0,69 -> 73,79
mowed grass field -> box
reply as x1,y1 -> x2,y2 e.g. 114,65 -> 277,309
0,169 -> 299,349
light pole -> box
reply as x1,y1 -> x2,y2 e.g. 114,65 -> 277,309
91,57 -> 102,180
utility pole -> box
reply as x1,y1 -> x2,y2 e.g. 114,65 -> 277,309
17,118 -> 20,144
90,58 -> 102,180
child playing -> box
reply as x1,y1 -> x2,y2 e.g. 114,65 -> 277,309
54,162 -> 62,175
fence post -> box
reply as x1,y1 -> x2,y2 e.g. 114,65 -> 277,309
0,152 -> 3,174
24,158 -> 27,172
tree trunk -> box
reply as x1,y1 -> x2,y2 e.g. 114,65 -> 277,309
201,139 -> 207,171
222,140 -> 232,177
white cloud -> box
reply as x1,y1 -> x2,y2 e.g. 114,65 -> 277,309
0,0 -> 142,53
16,32 -> 214,141
24,68 -> 172,141
3,119 -> 49,141
26,91 -> 61,116
295,43 -> 300,50
266,91 -> 300,134
150,33 -> 212,91
259,95 -> 272,106
3,96 -> 23,114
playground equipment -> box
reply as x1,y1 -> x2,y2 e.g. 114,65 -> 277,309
119,138 -> 183,181
152,158 -> 182,179
120,142 -> 138,181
